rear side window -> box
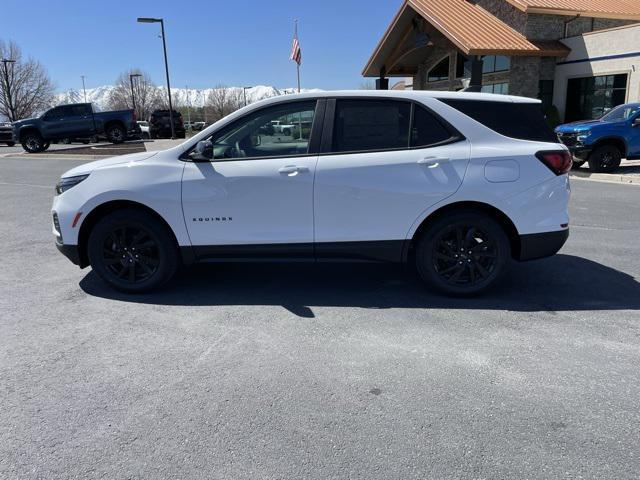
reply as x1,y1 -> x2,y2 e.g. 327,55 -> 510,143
333,100 -> 410,153
331,100 -> 458,153
439,98 -> 558,143
411,105 -> 453,147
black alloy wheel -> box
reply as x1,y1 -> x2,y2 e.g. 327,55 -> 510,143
21,133 -> 45,153
588,145 -> 622,173
87,209 -> 178,292
416,212 -> 510,295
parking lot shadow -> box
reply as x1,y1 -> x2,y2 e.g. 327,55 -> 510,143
79,254 -> 640,315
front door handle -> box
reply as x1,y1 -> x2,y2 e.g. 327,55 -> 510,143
278,165 -> 309,174
417,156 -> 450,167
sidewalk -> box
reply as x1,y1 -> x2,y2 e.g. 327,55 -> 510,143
569,159 -> 640,185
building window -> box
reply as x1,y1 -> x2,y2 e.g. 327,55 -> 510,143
481,82 -> 509,95
538,80 -> 554,111
482,55 -> 510,74
427,56 -> 450,82
565,74 -> 628,121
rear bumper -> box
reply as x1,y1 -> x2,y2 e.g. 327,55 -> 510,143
517,229 -> 569,261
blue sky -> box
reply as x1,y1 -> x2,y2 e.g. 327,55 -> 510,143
1,0 -> 400,92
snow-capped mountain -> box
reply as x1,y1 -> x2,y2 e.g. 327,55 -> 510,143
56,85 -> 322,110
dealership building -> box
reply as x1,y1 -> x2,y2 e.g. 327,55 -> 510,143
364,0 -> 640,121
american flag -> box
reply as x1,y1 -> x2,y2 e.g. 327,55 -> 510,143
290,27 -> 302,66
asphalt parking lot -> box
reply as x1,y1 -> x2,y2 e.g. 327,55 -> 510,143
1,155 -> 639,479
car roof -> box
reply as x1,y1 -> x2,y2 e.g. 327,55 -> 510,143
251,90 -> 541,105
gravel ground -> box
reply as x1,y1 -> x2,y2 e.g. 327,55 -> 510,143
0,157 -> 639,479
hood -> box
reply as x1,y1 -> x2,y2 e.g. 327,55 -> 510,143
11,117 -> 38,127
61,151 -> 158,178
555,119 -> 602,134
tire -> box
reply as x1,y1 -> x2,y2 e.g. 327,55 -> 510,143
106,124 -> 126,144
142,132 -> 150,140
588,145 -> 622,173
6,141 -> 15,147
571,159 -> 586,169
87,209 -> 178,293
21,132 -> 46,153
415,211 -> 510,296
283,128 -> 291,136
42,141 -> 50,152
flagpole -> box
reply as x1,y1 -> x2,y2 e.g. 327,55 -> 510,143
295,19 -> 301,93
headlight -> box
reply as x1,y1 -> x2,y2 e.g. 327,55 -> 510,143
55,174 -> 89,194
576,131 -> 591,142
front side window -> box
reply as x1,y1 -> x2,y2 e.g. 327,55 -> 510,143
190,101 -> 316,161
332,100 -> 410,153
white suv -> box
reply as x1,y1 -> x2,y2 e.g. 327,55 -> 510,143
52,91 -> 571,295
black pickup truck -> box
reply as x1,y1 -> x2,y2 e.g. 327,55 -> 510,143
11,103 -> 140,153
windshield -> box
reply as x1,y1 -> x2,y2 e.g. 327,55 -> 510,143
601,104 -> 640,122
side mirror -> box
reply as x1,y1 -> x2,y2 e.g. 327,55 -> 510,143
189,140 -> 213,161
251,134 -> 261,147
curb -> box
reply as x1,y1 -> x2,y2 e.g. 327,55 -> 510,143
569,170 -> 640,186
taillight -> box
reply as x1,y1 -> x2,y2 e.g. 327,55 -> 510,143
536,150 -> 572,175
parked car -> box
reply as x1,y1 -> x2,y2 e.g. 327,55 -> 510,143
51,91 -> 570,295
149,110 -> 185,139
0,121 -> 15,146
270,120 -> 296,136
11,103 -> 140,153
137,120 -> 150,140
555,102 -> 640,172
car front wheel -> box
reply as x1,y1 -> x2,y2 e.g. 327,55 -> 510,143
415,212 -> 510,295
87,209 -> 178,293
21,132 -> 46,153
588,145 -> 622,173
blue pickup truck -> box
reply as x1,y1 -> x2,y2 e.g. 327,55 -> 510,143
10,103 -> 140,153
555,103 -> 640,172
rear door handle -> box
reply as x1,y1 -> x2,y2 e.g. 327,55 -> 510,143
417,156 -> 450,167
278,165 -> 309,174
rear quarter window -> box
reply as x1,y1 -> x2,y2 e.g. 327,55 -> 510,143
439,98 -> 558,143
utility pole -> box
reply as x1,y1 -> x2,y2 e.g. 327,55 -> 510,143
80,75 -> 87,102
138,17 -> 175,139
243,86 -> 252,107
1,59 -> 17,121
129,73 -> 142,117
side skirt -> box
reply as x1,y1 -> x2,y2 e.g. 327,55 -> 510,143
182,240 -> 407,264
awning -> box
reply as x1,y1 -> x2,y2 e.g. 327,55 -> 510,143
505,0 -> 640,20
363,0 -> 571,77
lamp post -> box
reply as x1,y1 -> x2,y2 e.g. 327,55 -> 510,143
1,59 -> 17,121
80,75 -> 87,102
243,86 -> 252,107
137,17 -> 175,139
129,73 -> 142,117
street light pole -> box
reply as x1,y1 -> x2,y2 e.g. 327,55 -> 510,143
80,75 -> 87,103
138,17 -> 175,139
1,59 -> 17,121
129,73 -> 142,117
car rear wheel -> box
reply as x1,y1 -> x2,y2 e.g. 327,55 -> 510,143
415,212 -> 510,296
6,141 -> 15,147
21,132 -> 46,153
87,209 -> 178,293
588,145 -> 622,173
106,124 -> 126,144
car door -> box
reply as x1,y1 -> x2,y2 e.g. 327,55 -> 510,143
65,104 -> 95,136
313,98 -> 470,262
181,99 -> 323,259
40,106 -> 66,138
627,109 -> 640,158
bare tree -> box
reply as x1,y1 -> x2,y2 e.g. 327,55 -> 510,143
107,69 -> 161,120
205,85 -> 244,122
0,40 -> 55,121
358,80 -> 376,90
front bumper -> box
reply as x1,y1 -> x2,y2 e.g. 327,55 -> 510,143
568,145 -> 592,160
0,128 -> 15,142
517,229 -> 569,261
55,242 -> 82,266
